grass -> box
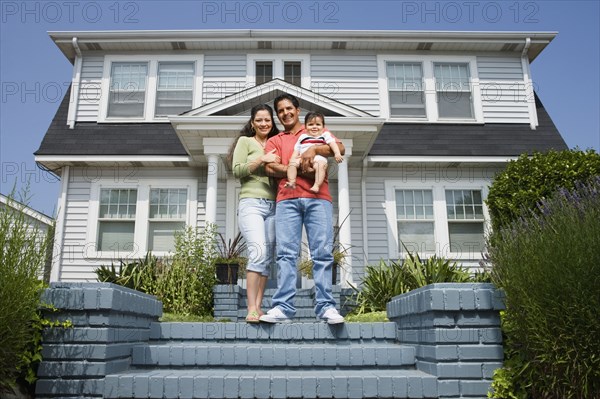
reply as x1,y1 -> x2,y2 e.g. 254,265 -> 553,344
344,311 -> 388,323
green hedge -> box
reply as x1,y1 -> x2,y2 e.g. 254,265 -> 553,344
488,178 -> 600,399
486,149 -> 600,231
0,194 -> 52,394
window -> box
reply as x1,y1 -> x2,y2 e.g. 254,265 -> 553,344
435,63 -> 473,119
380,56 -> 481,122
387,63 -> 425,118
148,188 -> 187,252
396,189 -> 435,254
284,61 -> 302,86
255,61 -> 273,85
248,55 -> 309,88
88,180 -> 197,258
155,62 -> 194,116
97,189 -> 137,251
445,189 -> 485,254
100,55 -> 201,122
385,182 -> 488,260
108,63 -> 148,117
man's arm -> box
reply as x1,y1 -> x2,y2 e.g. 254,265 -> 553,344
300,142 -> 345,172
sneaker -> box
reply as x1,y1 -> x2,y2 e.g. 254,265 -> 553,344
321,308 -> 344,325
259,307 -> 292,323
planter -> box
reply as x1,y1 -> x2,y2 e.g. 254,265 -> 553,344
215,263 -> 239,285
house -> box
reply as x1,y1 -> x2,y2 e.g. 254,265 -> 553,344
35,30 -> 567,287
0,193 -> 55,281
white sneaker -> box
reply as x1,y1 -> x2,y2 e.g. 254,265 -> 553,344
259,307 -> 292,323
321,308 -> 345,325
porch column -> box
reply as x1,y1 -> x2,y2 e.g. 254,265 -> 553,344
205,154 -> 219,226
203,138 -> 233,227
338,139 -> 353,287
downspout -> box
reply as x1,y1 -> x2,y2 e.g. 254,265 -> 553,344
361,157 -> 369,268
67,37 -> 83,129
520,37 -> 538,130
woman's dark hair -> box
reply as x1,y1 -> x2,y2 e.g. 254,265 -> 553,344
226,104 -> 279,171
304,111 -> 325,126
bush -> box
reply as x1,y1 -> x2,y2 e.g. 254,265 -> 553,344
96,224 -> 218,317
351,249 -> 473,314
0,193 -> 52,393
488,178 -> 600,399
486,149 -> 600,231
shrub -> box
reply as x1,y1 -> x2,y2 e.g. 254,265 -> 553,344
488,178 -> 600,399
0,192 -> 52,393
96,224 -> 218,317
351,249 -> 473,314
486,149 -> 600,231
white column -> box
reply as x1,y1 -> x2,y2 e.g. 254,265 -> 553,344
337,139 -> 353,287
205,154 -> 219,226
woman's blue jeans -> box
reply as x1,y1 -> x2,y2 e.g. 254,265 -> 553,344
271,198 -> 336,318
237,198 -> 276,276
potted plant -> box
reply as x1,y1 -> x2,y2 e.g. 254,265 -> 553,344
214,232 -> 247,285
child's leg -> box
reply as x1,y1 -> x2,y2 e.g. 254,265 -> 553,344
310,159 -> 328,193
285,157 -> 299,189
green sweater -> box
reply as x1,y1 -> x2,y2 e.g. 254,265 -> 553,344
232,136 -> 276,200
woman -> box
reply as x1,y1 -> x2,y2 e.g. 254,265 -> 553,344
230,104 -> 280,323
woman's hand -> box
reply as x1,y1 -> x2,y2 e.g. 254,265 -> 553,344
261,149 -> 280,164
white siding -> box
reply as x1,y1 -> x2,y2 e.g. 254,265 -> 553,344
477,56 -> 530,123
76,56 -> 104,122
57,167 -> 207,282
363,166 -> 500,272
311,55 -> 380,116
202,54 -> 248,105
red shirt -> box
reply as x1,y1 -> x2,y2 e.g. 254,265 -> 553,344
265,127 -> 338,203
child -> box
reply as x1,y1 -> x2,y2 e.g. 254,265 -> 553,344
285,112 -> 344,193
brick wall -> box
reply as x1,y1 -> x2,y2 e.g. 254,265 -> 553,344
387,283 -> 505,398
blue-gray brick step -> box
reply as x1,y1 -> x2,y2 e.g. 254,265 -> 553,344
101,322 -> 438,398
104,369 -> 437,399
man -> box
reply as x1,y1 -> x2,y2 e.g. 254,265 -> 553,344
259,93 -> 345,324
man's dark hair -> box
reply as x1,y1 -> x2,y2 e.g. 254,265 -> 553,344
274,93 -> 300,111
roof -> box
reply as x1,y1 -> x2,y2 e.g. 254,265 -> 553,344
369,95 -> 567,157
34,86 -> 188,160
0,194 -> 54,225
49,29 -> 557,63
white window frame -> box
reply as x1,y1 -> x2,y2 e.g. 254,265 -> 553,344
377,55 -> 484,123
247,54 -> 310,88
87,178 -> 197,259
384,180 -> 489,260
99,55 -> 203,123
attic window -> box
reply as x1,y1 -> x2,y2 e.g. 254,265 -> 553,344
255,61 -> 273,85
171,42 -> 187,50
284,61 -> 301,86
84,42 -> 102,51
155,62 -> 194,116
501,43 -> 519,52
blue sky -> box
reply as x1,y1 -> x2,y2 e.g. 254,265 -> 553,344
1,0 -> 599,216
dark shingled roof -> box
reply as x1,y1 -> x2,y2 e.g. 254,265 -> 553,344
36,88 -> 566,158
369,95 -> 567,156
35,87 -> 188,156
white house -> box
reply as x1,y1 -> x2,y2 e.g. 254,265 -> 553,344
35,30 -> 567,287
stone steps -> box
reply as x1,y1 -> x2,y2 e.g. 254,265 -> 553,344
101,322 -> 437,398
104,369 -> 438,399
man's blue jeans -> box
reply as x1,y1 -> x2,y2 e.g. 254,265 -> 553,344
271,198 -> 336,318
